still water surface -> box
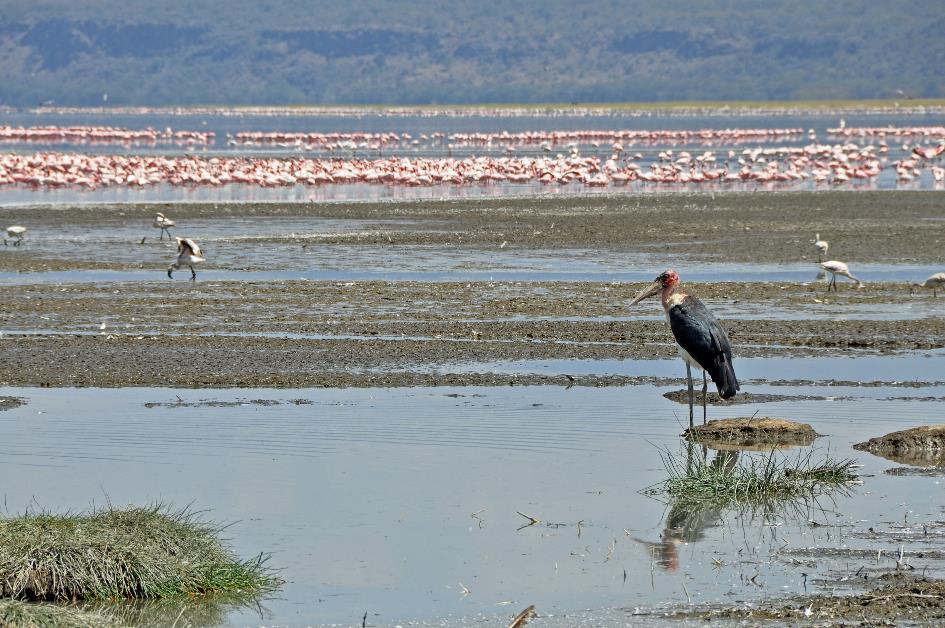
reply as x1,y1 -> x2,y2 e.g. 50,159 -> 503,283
2,375 -> 944,625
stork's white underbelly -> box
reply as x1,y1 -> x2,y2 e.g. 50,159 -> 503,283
678,345 -> 704,371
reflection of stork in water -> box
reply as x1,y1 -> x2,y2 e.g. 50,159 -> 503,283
629,270 -> 738,426
636,448 -> 738,571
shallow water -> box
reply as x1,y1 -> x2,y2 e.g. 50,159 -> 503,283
2,371 -> 945,626
2,224 -> 943,288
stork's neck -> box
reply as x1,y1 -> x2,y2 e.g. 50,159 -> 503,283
661,283 -> 685,311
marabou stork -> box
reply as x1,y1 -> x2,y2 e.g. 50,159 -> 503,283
813,233 -> 828,262
153,212 -> 175,240
912,272 -> 945,297
820,260 -> 863,291
630,270 -> 739,426
167,237 -> 205,280
4,225 -> 26,246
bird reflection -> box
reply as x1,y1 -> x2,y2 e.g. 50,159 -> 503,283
636,445 -> 737,572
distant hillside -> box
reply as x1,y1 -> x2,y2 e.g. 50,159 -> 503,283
0,0 -> 943,107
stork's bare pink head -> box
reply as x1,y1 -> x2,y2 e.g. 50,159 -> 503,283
629,269 -> 679,305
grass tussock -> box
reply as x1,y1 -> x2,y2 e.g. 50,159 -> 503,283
0,504 -> 281,602
0,599 -> 125,628
644,448 -> 858,504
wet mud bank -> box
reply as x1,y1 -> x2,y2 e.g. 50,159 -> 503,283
854,425 -> 945,467
1,276 -> 944,387
677,573 -> 945,624
2,191 -> 945,265
684,417 -> 820,448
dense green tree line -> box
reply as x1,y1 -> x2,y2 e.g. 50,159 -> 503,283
0,0 -> 942,106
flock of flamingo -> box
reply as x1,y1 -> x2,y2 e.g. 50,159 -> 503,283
230,127 -> 807,150
0,143 -> 941,190
0,125 -> 214,146
0,123 -> 942,190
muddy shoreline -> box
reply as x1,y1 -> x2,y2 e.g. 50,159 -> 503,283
1,276 -> 944,387
2,191 -> 945,271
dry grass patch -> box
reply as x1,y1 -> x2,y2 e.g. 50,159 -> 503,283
0,505 -> 281,602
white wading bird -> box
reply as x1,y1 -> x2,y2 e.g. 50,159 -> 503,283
813,233 -> 828,262
167,237 -> 205,280
820,260 -> 863,291
153,212 -> 175,240
629,270 -> 739,426
4,225 -> 26,246
912,272 -> 945,297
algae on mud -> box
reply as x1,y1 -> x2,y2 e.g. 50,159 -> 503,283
854,425 -> 945,467
684,417 -> 820,448
676,573 -> 945,624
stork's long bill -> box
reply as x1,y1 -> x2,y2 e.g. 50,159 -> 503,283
628,269 -> 682,310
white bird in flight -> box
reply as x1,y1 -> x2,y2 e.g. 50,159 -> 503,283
167,237 -> 205,280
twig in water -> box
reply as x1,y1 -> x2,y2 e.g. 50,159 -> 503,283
516,511 -> 540,529
362,611 -> 367,628
508,604 -> 536,628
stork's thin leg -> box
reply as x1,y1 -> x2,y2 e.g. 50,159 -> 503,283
702,370 -> 708,425
686,363 -> 694,428
189,265 -> 197,281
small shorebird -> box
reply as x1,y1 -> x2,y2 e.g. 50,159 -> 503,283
912,272 -> 945,297
813,233 -> 828,262
153,212 -> 175,240
629,269 -> 738,426
167,237 -> 205,280
820,260 -> 863,291
4,225 -> 26,246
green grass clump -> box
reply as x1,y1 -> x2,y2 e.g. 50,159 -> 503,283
0,599 -> 125,627
0,505 -> 281,602
644,448 -> 857,504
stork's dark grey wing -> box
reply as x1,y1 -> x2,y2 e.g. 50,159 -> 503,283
668,295 -> 739,398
